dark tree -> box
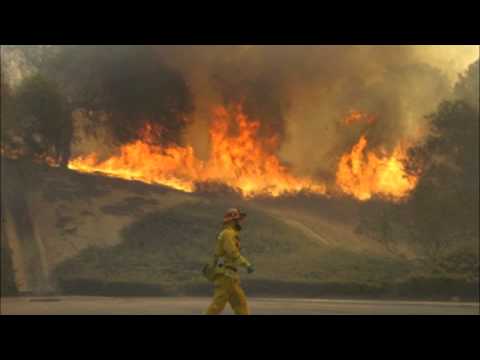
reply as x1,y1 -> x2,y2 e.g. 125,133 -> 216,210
7,74 -> 72,165
358,59 -> 479,266
454,59 -> 479,111
30,45 -> 194,146
406,100 -> 479,260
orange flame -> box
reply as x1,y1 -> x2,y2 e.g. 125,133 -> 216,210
68,105 -> 326,198
68,142 -> 198,192
344,110 -> 376,126
336,135 -> 418,201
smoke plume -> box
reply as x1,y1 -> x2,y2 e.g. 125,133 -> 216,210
2,45 -> 478,183
157,45 -> 477,180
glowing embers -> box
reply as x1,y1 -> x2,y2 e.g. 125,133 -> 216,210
344,110 -> 376,126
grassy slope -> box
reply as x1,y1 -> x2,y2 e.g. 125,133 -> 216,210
2,159 -> 477,300
53,198 -> 478,300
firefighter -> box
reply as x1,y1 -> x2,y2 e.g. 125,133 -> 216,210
205,208 -> 255,315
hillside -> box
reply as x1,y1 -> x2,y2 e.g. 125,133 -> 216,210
1,158 -> 478,300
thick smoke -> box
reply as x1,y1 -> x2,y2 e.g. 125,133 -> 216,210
157,45 -> 477,180
2,45 -> 194,150
3,45 -> 478,181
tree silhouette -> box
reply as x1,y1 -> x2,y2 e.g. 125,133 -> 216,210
3,74 -> 72,165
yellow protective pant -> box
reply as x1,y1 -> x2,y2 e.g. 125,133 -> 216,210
205,274 -> 249,315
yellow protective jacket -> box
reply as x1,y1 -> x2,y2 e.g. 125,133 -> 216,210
213,224 -> 251,279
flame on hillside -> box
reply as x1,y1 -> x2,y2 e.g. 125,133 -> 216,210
335,135 -> 418,201
68,105 -> 327,198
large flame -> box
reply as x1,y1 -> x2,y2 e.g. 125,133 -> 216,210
68,105 -> 327,198
3,106 -> 420,201
336,135 -> 418,201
